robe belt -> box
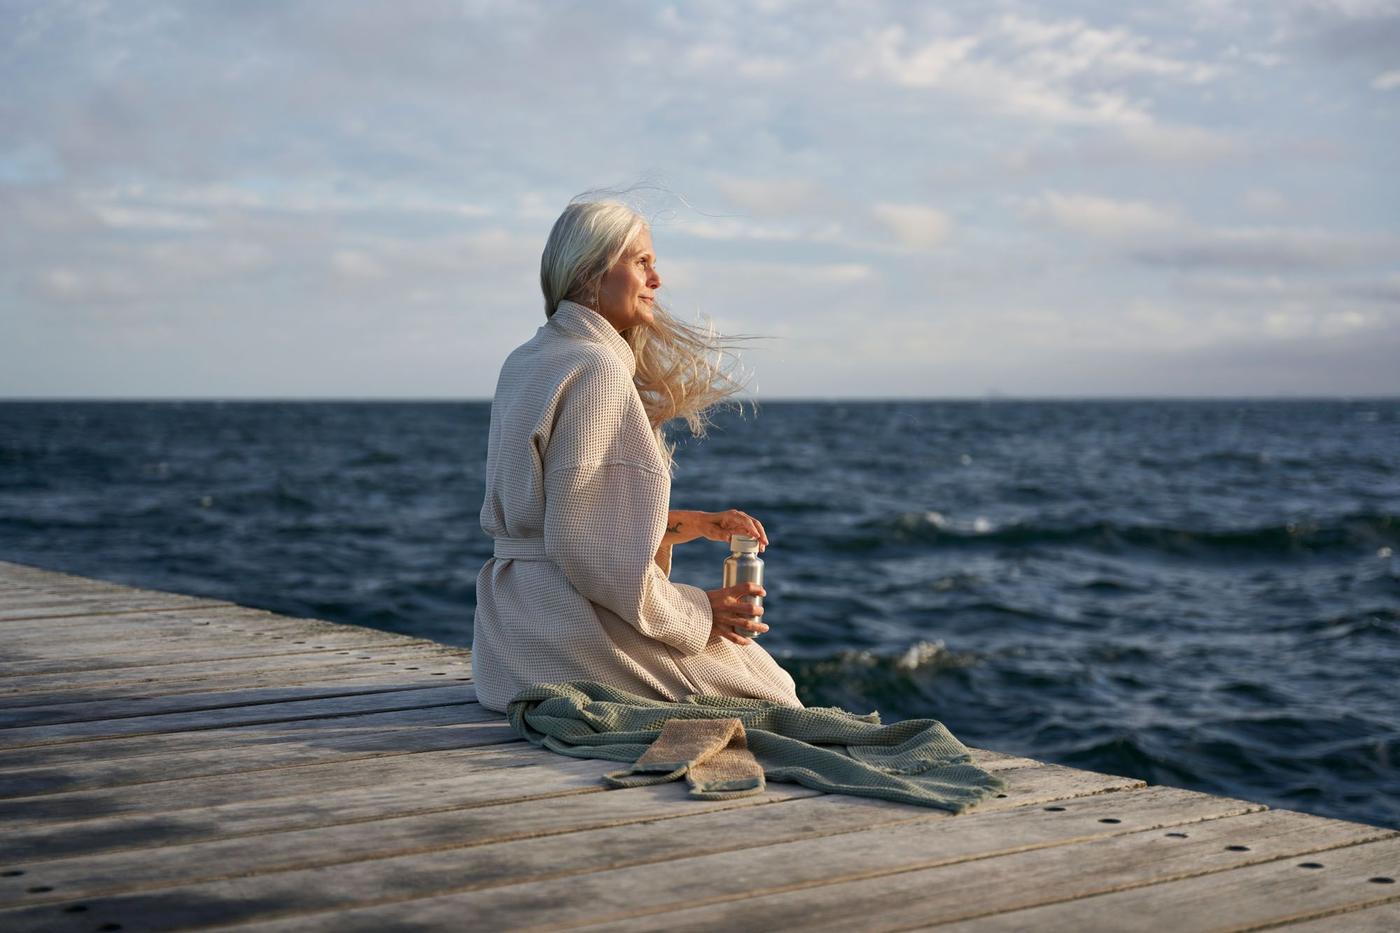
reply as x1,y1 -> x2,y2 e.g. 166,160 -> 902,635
493,536 -> 548,560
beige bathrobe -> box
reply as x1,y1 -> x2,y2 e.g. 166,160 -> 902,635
471,300 -> 802,713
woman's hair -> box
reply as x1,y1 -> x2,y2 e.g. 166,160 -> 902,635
540,197 -> 752,471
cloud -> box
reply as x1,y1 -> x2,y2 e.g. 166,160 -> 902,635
1240,188 -> 1290,214
1113,123 -> 1246,162
871,203 -> 953,249
1130,225 -> 1400,271
1031,191 -> 1182,237
1295,1 -> 1400,67
710,175 -> 827,218
1373,69 -> 1400,89
843,13 -> 1225,134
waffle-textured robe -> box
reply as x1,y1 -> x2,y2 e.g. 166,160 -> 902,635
471,300 -> 803,713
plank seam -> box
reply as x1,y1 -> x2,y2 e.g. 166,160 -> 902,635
0,603 -> 238,623
0,641 -> 447,677
0,681 -> 480,729
1239,891 -> 1400,932
0,699 -> 481,750
0,732 -> 529,799
888,832 -> 1400,931
0,647 -> 473,689
0,672 -> 476,710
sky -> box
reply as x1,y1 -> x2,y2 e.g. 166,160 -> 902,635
2,0 -> 1397,399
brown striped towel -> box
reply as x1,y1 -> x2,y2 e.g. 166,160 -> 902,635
603,717 -> 765,799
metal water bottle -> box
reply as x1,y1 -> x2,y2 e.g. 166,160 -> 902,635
722,534 -> 764,638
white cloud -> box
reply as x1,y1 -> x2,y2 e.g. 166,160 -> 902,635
331,250 -> 386,280
1240,188 -> 1290,214
872,203 -> 953,249
91,204 -> 211,231
844,13 -> 1226,135
1132,225 -> 1400,270
1115,123 -> 1245,161
993,14 -> 1222,83
711,175 -> 827,218
1372,69 -> 1400,89
1031,191 -> 1182,237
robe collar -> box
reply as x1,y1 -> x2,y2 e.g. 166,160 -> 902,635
548,300 -> 637,378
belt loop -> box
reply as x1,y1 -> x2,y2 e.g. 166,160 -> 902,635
493,536 -> 548,560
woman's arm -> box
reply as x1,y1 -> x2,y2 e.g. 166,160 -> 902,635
663,509 -> 769,551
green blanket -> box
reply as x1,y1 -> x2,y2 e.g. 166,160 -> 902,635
506,681 -> 1005,813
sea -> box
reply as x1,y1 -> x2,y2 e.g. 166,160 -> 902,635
2,399 -> 1397,829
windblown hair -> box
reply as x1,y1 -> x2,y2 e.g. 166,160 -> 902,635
540,198 -> 752,471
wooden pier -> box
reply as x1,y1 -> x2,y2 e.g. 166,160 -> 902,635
0,557 -> 1396,931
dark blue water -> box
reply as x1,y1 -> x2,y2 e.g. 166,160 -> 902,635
2,400 -> 1397,828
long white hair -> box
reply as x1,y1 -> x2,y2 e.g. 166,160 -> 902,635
540,197 -> 752,470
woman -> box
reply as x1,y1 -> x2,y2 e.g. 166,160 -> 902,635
471,198 -> 803,713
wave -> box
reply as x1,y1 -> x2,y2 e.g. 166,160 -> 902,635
841,510 -> 1399,557
783,640 -> 980,719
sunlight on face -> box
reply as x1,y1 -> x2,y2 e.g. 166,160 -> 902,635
595,227 -> 661,332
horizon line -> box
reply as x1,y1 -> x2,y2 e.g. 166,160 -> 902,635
3,394 -> 1398,403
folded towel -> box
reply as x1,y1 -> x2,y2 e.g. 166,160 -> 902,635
506,681 -> 1005,812
603,717 -> 766,799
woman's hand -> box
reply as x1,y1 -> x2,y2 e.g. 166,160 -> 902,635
666,509 -> 769,551
707,582 -> 768,646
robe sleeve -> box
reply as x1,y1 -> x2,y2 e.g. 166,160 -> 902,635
540,355 -> 713,657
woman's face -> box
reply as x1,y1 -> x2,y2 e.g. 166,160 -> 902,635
594,227 -> 661,332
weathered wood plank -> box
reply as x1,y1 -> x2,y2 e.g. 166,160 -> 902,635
1,742 -> 552,828
0,628 -> 438,676
0,766 -> 1160,929
0,644 -> 473,708
0,606 -> 423,651
0,683 -> 475,749
0,643 -> 472,702
0,602 -> 419,642
0,666 -> 475,728
0,593 -> 234,621
549,809 -> 1393,933
1276,899 -> 1400,932
0,755 -> 622,863
0,605 -> 325,640
931,834 -> 1400,932
0,703 -> 483,772
0,718 -> 510,798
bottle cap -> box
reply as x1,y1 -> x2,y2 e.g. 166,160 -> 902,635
729,534 -> 760,553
